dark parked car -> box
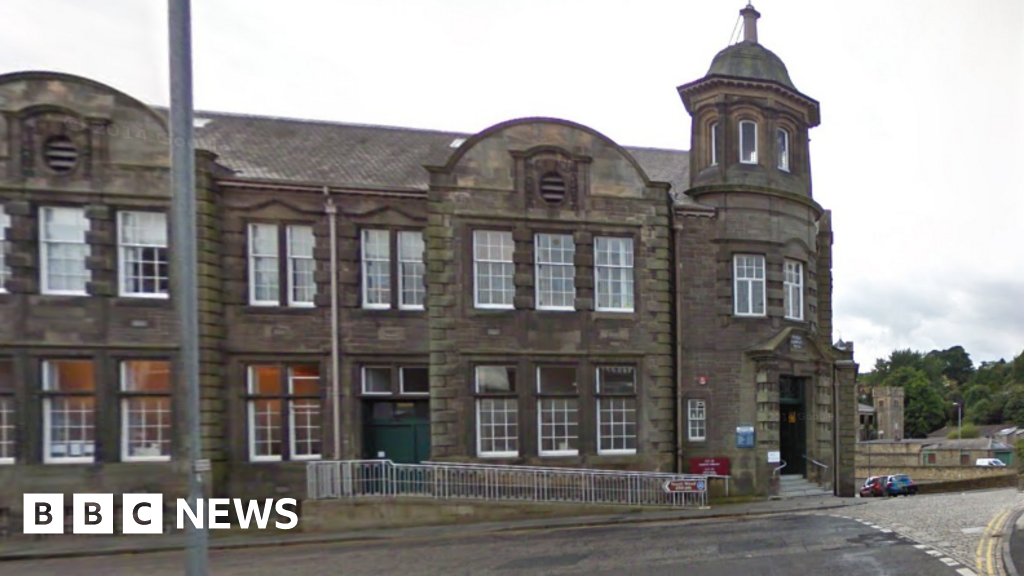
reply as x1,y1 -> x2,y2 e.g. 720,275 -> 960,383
860,476 -> 884,497
884,474 -> 917,496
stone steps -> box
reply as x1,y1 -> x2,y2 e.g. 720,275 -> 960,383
777,474 -> 833,499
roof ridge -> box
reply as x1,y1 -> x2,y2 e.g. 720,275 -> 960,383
152,106 -> 473,138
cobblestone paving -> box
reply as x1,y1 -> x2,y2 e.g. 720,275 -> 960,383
834,488 -> 1024,573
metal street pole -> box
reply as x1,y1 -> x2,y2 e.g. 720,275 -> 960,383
168,1 -> 207,574
957,403 -> 962,465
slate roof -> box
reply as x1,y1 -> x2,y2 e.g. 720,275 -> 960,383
927,424 -> 1014,439
186,111 -> 695,203
923,438 -> 1011,451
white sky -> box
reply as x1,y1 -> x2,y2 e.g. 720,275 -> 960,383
2,0 -> 1022,372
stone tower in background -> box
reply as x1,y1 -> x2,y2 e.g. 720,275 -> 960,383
873,387 -> 905,441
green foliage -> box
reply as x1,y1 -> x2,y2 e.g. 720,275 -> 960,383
897,368 -> 947,438
927,345 -> 975,385
1004,386 -> 1024,428
946,423 -> 979,439
967,397 -> 1003,425
862,345 -> 1024,435
1016,439 -> 1024,473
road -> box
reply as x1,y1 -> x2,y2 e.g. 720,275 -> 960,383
2,512 -> 974,576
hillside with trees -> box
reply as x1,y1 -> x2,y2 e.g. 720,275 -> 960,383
858,346 -> 1024,438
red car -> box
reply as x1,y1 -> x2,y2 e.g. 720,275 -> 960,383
859,476 -> 884,497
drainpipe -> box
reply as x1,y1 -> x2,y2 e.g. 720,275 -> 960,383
324,186 -> 341,459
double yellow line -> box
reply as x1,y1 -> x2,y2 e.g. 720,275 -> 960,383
976,508 -> 1016,575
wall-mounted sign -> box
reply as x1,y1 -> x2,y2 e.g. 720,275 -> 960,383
767,451 -> 781,463
697,375 -> 708,386
736,425 -> 755,448
790,334 -> 804,350
689,457 -> 730,476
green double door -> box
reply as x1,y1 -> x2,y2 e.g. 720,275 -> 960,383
363,400 -> 431,464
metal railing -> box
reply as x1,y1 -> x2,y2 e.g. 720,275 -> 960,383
803,454 -> 833,492
307,460 -> 713,508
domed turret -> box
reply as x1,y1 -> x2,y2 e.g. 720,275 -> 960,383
677,4 -> 820,197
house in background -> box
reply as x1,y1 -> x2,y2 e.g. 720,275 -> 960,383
0,4 -> 859,513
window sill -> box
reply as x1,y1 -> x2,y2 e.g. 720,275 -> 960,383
113,297 -> 173,309
242,306 -> 320,315
43,458 -> 96,465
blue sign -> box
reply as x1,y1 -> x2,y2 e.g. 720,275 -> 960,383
736,425 -> 755,448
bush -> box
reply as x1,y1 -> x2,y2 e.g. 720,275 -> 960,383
946,424 -> 980,439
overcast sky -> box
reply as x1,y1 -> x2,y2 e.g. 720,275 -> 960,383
2,0 -> 1022,372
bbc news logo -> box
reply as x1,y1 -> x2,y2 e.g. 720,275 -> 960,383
24,494 -> 299,534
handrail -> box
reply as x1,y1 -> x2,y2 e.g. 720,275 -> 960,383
803,454 -> 829,470
773,459 -> 787,475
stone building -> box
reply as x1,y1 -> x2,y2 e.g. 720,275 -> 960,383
873,386 -> 905,442
0,3 -> 858,514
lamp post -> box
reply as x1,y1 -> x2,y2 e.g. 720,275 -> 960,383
953,402 -> 963,465
168,1 -> 207,574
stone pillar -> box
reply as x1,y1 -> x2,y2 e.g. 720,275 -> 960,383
195,150 -> 227,474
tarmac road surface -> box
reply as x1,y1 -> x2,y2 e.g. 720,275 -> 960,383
0,511 -> 978,576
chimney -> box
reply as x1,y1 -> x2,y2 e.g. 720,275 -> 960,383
741,3 -> 760,43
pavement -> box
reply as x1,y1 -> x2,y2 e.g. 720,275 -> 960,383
0,494 -> 864,562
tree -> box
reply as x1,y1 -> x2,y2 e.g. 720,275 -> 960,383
1004,386 -> 1024,428
967,397 -> 1003,425
928,345 -> 975,385
1012,350 -> 1024,385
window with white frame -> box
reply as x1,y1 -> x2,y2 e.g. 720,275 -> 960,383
595,237 -> 634,312
121,360 -> 172,461
118,211 -> 169,297
359,230 -> 425,310
535,233 -> 575,310
42,359 -> 96,463
0,205 -> 10,292
361,366 -> 393,395
248,223 -> 316,307
688,399 -> 706,441
784,259 -> 803,321
739,120 -> 758,164
398,231 -> 425,309
710,122 -> 720,166
734,254 -> 766,316
475,366 -> 518,457
40,206 -> 91,295
473,230 -> 514,309
247,364 -> 322,461
287,226 -> 316,306
0,360 -> 13,463
361,229 -> 390,308
777,128 -> 790,172
400,367 -> 429,395
361,366 -> 429,396
249,223 -> 280,305
537,366 -> 578,456
596,366 -> 637,454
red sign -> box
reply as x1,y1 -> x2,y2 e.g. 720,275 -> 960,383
689,457 -> 730,477
663,478 -> 706,493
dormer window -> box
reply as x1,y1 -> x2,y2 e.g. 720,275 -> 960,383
777,128 -> 790,172
710,122 -> 720,166
739,120 -> 757,164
